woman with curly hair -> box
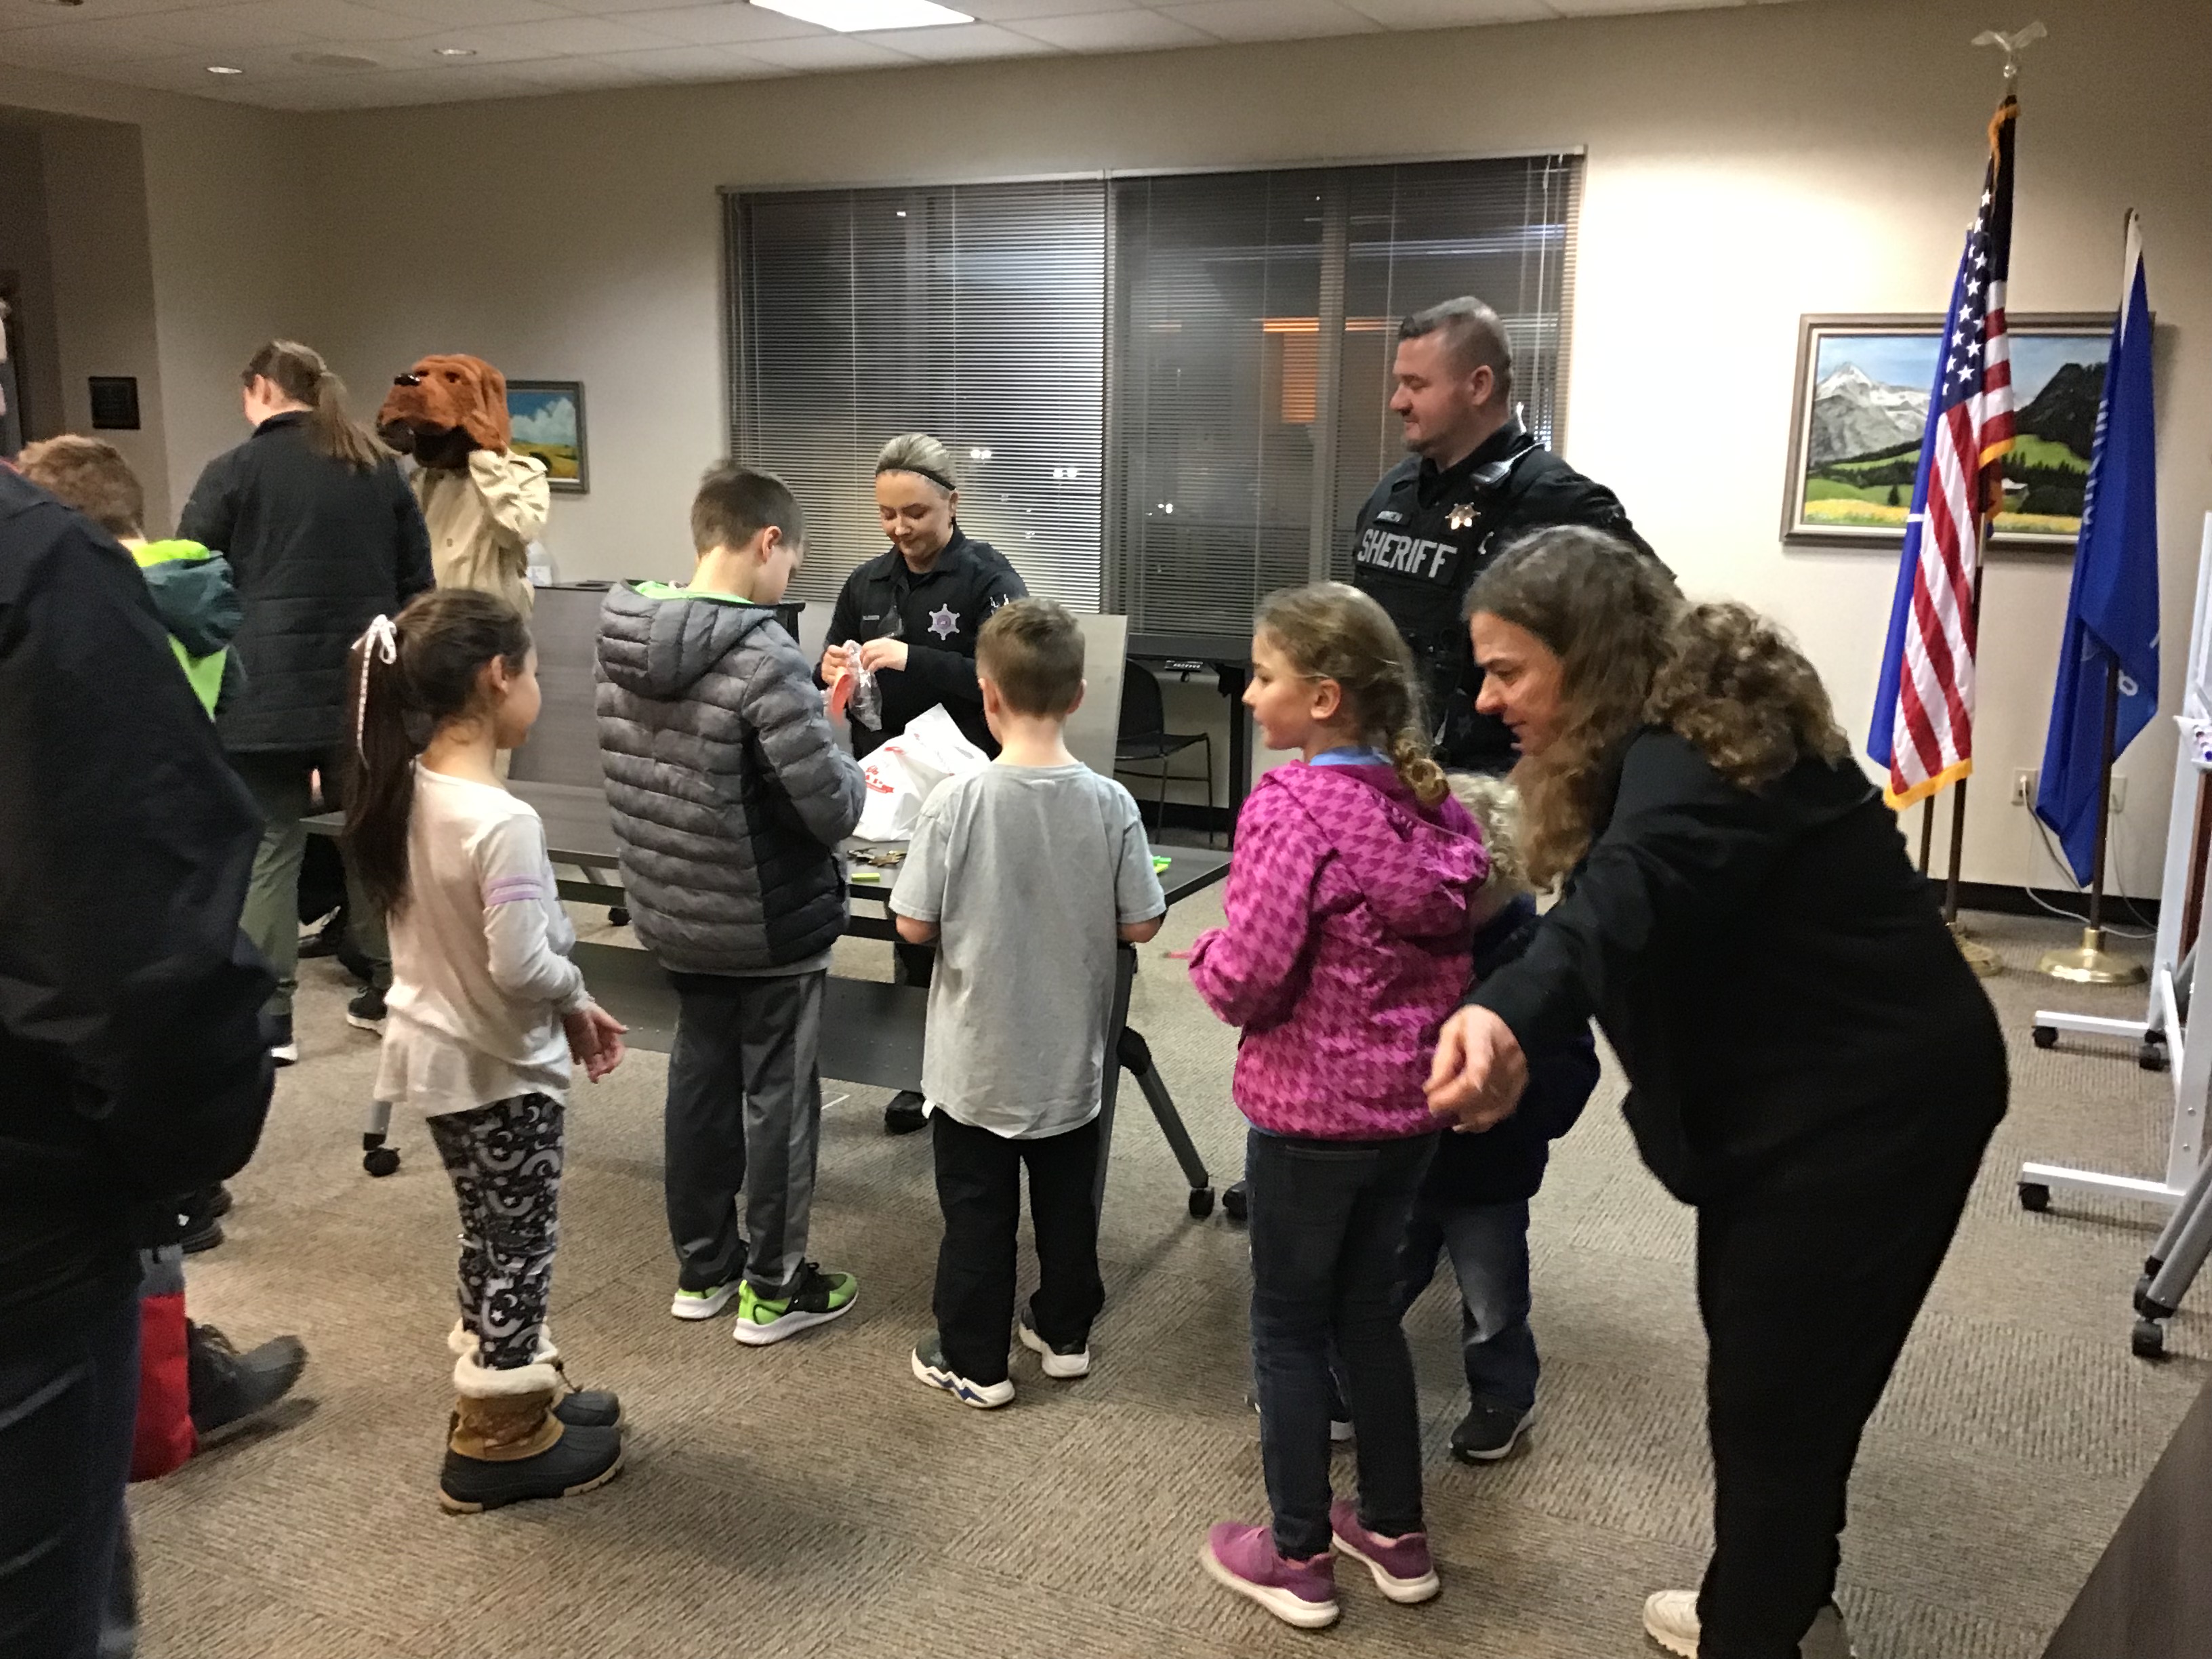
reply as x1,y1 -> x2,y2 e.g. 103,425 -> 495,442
1425,526 -> 2007,1659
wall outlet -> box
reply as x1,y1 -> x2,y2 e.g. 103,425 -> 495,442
2012,769 -> 2035,806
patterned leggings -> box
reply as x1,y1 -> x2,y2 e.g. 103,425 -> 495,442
426,1093 -> 565,1371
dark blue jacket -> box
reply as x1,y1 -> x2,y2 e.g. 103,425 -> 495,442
1419,893 -> 1599,1207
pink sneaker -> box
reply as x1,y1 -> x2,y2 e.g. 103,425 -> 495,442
1200,1521 -> 1340,1629
1329,1499 -> 1440,1603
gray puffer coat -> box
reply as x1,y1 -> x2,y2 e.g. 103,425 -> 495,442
596,585 -> 863,974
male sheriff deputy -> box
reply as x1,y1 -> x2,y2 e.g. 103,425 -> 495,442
1351,296 -> 1653,773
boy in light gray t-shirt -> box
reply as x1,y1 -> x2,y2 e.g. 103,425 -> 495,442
891,599 -> 1165,1408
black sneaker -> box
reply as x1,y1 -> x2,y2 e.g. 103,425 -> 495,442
297,909 -> 346,960
178,1187 -> 227,1255
346,985 -> 387,1033
883,1090 -> 928,1135
188,1323 -> 308,1441
1450,1398 -> 1536,1464
266,1012 -> 297,1067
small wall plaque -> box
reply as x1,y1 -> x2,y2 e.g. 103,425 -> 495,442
89,375 -> 140,431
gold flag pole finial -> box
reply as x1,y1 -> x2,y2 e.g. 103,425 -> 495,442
1972,20 -> 2046,83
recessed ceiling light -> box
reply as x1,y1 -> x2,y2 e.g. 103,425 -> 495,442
434,47 -> 476,58
749,0 -> 972,31
206,64 -> 245,75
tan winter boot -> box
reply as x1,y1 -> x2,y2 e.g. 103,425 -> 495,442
437,1351 -> 622,1514
449,1324 -> 621,1430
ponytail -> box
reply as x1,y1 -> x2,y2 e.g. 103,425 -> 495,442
243,340 -> 385,473
1256,582 -> 1450,808
341,590 -> 533,917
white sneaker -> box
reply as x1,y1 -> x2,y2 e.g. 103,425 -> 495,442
669,1281 -> 738,1321
270,1040 -> 298,1067
1017,1309 -> 1090,1378
1641,1591 -> 1855,1658
1643,1590 -> 1700,1656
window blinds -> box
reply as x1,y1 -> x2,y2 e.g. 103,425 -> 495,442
724,155 -> 1580,638
729,180 -> 1107,610
1110,155 -> 1582,632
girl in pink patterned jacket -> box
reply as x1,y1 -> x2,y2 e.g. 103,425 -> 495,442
1188,582 -> 1488,1632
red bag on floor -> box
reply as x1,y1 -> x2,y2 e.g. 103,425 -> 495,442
131,1289 -> 197,1481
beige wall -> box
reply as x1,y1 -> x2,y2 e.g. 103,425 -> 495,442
13,0 -> 2209,891
0,123 -> 65,443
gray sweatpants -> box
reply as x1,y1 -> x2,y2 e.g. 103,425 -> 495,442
664,969 -> 826,1299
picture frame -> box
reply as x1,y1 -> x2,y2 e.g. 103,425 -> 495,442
506,380 -> 587,494
1781,312 -> 2116,551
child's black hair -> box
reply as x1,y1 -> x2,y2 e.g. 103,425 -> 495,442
342,588 -> 531,916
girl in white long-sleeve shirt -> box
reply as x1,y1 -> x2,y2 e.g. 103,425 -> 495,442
344,588 -> 629,1513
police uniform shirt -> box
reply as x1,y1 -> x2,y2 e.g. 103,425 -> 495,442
823,526 -> 1027,760
1351,417 -> 1650,774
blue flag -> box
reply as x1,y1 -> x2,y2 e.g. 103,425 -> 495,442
2034,214 -> 2160,884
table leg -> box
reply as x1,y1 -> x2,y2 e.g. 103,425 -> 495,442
1091,943 -> 1139,1220
1218,662 -> 1251,842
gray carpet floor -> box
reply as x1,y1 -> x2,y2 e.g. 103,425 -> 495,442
141,895 -> 2207,1659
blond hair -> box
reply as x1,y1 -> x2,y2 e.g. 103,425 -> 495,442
874,432 -> 958,495
1257,581 -> 1448,807
1447,773 -> 1530,897
1466,526 -> 1849,885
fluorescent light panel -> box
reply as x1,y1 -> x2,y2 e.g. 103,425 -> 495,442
750,0 -> 972,30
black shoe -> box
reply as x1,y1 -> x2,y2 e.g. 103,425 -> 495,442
438,1422 -> 624,1514
346,985 -> 387,1032
266,1012 -> 297,1067
554,1389 -> 622,1429
188,1324 -> 308,1440
178,1187 -> 227,1254
883,1090 -> 928,1135
1450,1397 -> 1535,1463
298,910 -> 346,960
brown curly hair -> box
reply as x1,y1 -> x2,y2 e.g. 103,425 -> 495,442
1256,582 -> 1449,806
1465,526 -> 1849,884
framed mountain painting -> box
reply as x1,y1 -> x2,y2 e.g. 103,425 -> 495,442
1781,314 -> 2114,550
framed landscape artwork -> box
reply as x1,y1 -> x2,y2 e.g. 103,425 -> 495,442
507,380 -> 587,494
1782,313 -> 2115,550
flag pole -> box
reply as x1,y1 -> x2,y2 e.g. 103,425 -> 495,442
1918,796 -> 1936,876
1945,526 -> 2003,975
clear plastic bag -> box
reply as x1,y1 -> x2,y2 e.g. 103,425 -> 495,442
827,640 -> 882,730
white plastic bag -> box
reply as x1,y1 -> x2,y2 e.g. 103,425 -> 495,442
851,705 -> 989,842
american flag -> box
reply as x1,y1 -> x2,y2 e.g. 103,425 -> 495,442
1868,96 -> 2019,809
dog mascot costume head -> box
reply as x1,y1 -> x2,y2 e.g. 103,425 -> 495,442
377,354 -> 548,614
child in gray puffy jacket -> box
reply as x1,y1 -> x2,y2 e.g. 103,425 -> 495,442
596,463 -> 866,1345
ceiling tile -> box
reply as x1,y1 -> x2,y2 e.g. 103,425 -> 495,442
1153,0 -> 1375,41
419,12 -> 689,61
1546,0 -> 1750,12
211,0 -> 446,44
115,3 -> 332,52
854,20 -> 1056,59
1009,9 -> 1215,49
954,0 -> 1144,17
1338,0 -> 1551,23
737,32 -> 920,68
572,40 -> 781,78
0,18 -> 208,68
537,0 -> 743,12
96,48 -> 318,94
611,3 -> 816,44
354,0 -> 569,22
0,0 -> 213,26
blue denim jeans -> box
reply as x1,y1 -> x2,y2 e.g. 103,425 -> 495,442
1246,1127 -> 1435,1559
1397,1197 -> 1540,1414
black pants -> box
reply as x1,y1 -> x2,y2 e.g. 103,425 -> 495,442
1246,1127 -> 1433,1559
664,971 -> 827,1298
932,1111 -> 1104,1386
1696,1109 -> 1996,1658
0,1294 -> 139,1659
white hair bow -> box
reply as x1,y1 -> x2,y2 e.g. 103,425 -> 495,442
354,614 -> 399,756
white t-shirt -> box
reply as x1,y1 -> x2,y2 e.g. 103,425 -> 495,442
373,766 -> 592,1119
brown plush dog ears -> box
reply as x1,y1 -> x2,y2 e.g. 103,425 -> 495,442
376,354 -> 511,452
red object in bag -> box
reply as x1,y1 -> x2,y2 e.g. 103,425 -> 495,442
131,1290 -> 196,1481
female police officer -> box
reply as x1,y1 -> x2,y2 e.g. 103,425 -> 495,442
820,433 -> 1026,1132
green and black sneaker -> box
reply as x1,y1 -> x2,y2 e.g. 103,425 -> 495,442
731,1263 -> 858,1347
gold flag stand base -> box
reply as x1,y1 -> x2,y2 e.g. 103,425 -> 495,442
1950,922 -> 2005,979
2037,926 -> 2147,985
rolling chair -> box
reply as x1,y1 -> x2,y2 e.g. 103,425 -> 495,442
1115,663 -> 1218,846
